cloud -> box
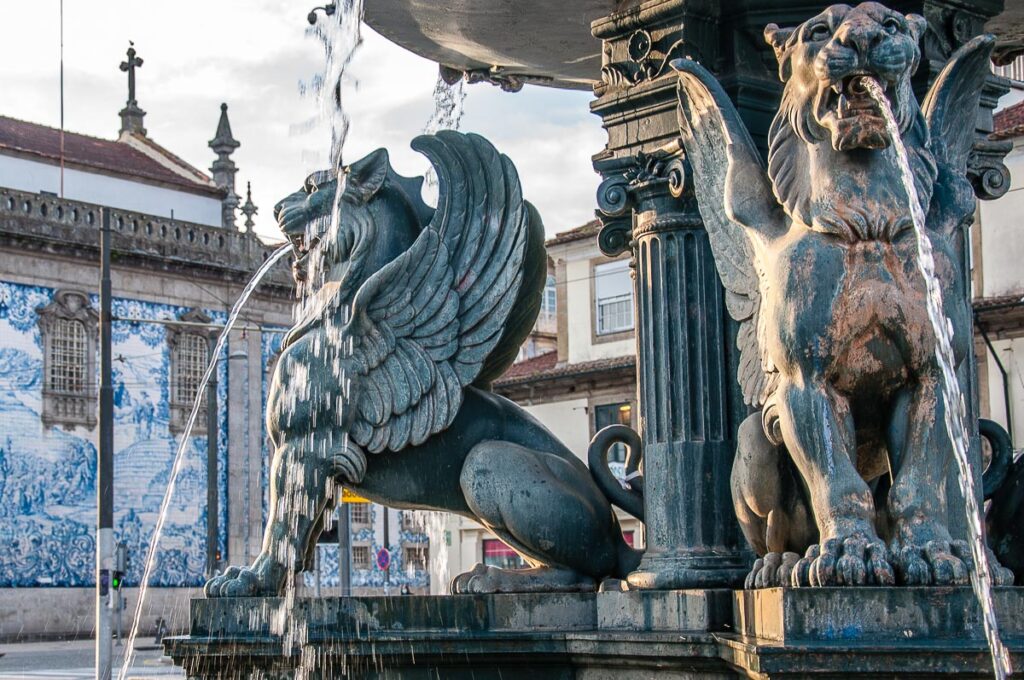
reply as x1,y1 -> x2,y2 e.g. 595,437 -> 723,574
1,1 -> 605,241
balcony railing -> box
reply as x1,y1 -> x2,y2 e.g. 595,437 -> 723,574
0,186 -> 292,287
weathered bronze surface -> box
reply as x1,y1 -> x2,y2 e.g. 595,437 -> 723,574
204,132 -> 642,597
673,3 -> 1015,588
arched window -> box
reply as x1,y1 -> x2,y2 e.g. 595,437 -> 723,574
167,310 -> 212,435
37,290 -> 98,430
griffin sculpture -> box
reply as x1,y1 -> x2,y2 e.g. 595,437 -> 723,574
672,2 -> 1014,588
205,132 -> 642,597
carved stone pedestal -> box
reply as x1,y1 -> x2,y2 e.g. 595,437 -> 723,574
164,591 -> 738,679
720,587 -> 1024,678
168,589 -> 1024,678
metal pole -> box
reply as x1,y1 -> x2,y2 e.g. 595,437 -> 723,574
383,505 -> 390,593
314,545 -> 322,597
97,208 -> 114,680
338,504 -> 351,596
206,343 -> 219,579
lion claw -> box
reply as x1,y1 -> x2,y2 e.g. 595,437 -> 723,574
746,551 -> 800,589
791,535 -> 892,587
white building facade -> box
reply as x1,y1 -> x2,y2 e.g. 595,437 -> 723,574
429,220 -> 644,592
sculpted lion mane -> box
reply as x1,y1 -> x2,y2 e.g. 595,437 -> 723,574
672,2 -> 1013,588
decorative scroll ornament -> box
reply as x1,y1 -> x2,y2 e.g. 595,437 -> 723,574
594,141 -> 688,257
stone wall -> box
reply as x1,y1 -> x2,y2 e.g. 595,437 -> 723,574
0,586 -> 200,641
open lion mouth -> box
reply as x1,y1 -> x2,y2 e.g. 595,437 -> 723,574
288,234 -> 319,284
815,73 -> 895,150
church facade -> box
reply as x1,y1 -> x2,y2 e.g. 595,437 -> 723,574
0,46 -> 332,638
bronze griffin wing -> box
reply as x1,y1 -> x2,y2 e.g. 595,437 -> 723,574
344,131 -> 546,454
921,34 -> 999,242
671,58 -> 785,410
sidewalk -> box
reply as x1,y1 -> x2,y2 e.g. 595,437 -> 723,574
0,639 -> 183,679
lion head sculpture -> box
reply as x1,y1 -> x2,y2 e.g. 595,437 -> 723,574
761,3 -> 939,238
765,3 -> 925,152
273,155 -> 434,294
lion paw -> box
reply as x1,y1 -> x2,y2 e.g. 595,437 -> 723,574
204,562 -> 279,598
745,552 -> 800,589
791,535 -> 894,587
890,539 -> 1013,586
451,563 -> 595,594
890,539 -> 967,585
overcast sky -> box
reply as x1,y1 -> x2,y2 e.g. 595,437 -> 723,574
1,0 -> 605,241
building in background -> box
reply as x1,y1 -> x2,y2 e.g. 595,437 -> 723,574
974,88 -> 1024,451
429,220 -> 643,591
0,45 -> 431,638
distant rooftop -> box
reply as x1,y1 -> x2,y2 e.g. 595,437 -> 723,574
0,116 -> 223,198
993,100 -> 1024,140
495,351 -> 635,388
546,219 -> 601,247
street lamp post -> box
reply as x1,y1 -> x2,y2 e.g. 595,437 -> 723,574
97,208 -> 114,679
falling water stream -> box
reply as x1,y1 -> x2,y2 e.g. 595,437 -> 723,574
119,8 -> 469,675
864,78 -> 1011,679
116,243 -> 293,680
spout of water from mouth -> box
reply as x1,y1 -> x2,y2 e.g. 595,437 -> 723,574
863,77 -> 1012,680
848,75 -> 872,96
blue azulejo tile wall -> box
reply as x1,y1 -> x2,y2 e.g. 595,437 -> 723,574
0,280 -> 229,588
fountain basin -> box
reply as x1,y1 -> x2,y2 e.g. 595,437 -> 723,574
363,0 -> 618,90
166,588 -> 1024,678
364,1 -> 1024,91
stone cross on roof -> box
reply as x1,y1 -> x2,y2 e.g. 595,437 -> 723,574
120,44 -> 143,104
118,42 -> 147,136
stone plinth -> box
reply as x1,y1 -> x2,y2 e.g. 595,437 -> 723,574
720,587 -> 1024,678
166,588 -> 1024,678
164,590 -> 735,679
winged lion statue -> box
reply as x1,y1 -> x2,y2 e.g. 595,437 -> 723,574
671,2 -> 1015,588
205,131 -> 642,596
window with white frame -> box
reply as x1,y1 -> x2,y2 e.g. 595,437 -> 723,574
48,318 -> 88,394
37,289 -> 98,430
594,259 -> 633,335
403,545 -> 428,572
172,333 -> 209,410
536,274 -> 557,332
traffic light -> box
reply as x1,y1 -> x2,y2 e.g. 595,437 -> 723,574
113,542 -> 128,591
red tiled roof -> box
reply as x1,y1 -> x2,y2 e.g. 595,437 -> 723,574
0,116 -> 222,197
495,352 -> 635,387
993,101 -> 1024,140
974,293 -> 1024,310
501,351 -> 558,380
546,219 -> 601,247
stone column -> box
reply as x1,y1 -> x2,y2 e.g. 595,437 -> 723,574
226,327 -> 249,566
629,172 -> 750,589
591,1 -> 750,590
246,326 -> 268,565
